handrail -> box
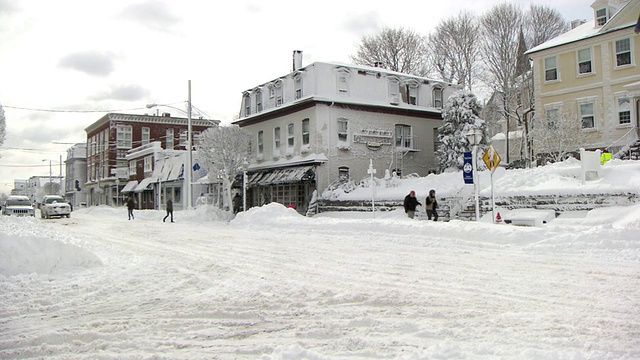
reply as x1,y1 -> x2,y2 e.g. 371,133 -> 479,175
607,127 -> 638,157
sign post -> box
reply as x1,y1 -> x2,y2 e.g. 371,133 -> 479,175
483,145 -> 502,223
368,159 -> 376,218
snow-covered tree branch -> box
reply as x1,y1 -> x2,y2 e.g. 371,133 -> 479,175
196,125 -> 252,212
436,90 -> 488,172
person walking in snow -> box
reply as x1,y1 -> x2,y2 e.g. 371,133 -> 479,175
232,193 -> 242,214
425,189 -> 439,221
163,199 -> 174,223
403,190 -> 421,219
126,195 -> 136,220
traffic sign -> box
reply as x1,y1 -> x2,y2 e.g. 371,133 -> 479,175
483,145 -> 501,172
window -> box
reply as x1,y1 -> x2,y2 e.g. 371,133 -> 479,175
615,38 -> 632,67
338,74 -> 349,95
166,129 -> 174,149
545,56 -> 558,81
337,118 -> 348,142
257,131 -> 264,155
408,85 -> 418,105
144,155 -> 152,173
142,127 -> 150,145
294,75 -> 302,100
395,124 -> 413,149
243,93 -> 251,116
433,128 -> 441,153
596,8 -> 607,26
129,160 -> 137,175
275,81 -> 283,106
579,102 -> 595,129
274,127 -> 281,152
618,97 -> 631,125
338,166 -> 349,182
287,123 -> 294,148
546,108 -> 560,130
269,84 -> 275,98
302,118 -> 310,145
179,130 -> 188,147
116,125 -> 132,148
433,87 -> 443,108
401,80 -> 419,105
388,77 -> 400,104
255,90 -> 263,112
578,48 -> 593,75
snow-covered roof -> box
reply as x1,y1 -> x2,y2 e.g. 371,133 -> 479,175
526,0 -> 637,54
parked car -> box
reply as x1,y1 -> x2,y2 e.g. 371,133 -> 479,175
40,195 -> 71,219
1,195 -> 36,217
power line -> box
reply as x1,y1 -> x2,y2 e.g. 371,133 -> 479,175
3,105 -> 151,113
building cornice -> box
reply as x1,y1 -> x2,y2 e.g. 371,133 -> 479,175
232,97 -> 444,127
84,113 -> 220,134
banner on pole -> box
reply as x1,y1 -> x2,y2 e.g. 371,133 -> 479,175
463,152 -> 474,184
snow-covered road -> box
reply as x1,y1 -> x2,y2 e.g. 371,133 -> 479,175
1,204 -> 639,359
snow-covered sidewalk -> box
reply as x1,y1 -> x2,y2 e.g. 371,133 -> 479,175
1,203 -> 639,359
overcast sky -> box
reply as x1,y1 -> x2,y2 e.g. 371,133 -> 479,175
0,0 -> 594,194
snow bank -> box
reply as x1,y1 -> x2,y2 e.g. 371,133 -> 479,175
0,217 -> 102,276
324,158 -> 640,201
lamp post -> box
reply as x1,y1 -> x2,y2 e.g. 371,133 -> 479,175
145,80 -> 193,209
242,158 -> 249,212
466,128 -> 483,221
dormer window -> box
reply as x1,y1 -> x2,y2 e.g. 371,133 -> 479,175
402,79 -> 419,105
243,93 -> 251,116
388,77 -> 400,105
274,80 -> 283,107
432,86 -> 443,108
255,89 -> 263,112
336,68 -> 350,96
596,8 -> 607,26
294,74 -> 303,100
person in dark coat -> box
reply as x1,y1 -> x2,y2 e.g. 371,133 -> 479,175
232,193 -> 242,214
425,189 -> 439,221
163,199 -> 174,223
403,190 -> 422,219
126,196 -> 135,220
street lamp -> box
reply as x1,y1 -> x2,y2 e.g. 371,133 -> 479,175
242,158 -> 249,212
466,128 -> 483,221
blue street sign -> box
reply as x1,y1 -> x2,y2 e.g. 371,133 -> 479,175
463,152 -> 474,184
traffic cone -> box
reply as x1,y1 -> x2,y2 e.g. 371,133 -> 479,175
496,212 -> 502,223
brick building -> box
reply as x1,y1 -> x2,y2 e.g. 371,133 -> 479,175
84,112 -> 219,207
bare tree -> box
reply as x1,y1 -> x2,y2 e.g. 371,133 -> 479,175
531,109 -> 589,163
480,3 -> 523,164
427,11 -> 482,91
196,125 -> 252,212
525,4 -> 569,49
350,27 -> 432,76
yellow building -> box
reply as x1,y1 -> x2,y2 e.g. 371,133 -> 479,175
527,0 -> 640,160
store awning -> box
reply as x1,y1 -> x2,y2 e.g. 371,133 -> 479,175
121,180 -> 138,193
248,165 -> 315,186
134,176 -> 157,192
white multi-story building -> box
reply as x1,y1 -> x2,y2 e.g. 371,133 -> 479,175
64,143 -> 87,208
233,53 -> 459,213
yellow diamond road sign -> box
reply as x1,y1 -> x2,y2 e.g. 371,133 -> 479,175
483,145 -> 501,172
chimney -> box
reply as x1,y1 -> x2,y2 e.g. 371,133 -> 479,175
293,50 -> 303,71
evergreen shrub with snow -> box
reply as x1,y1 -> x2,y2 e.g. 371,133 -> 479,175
435,90 -> 488,172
